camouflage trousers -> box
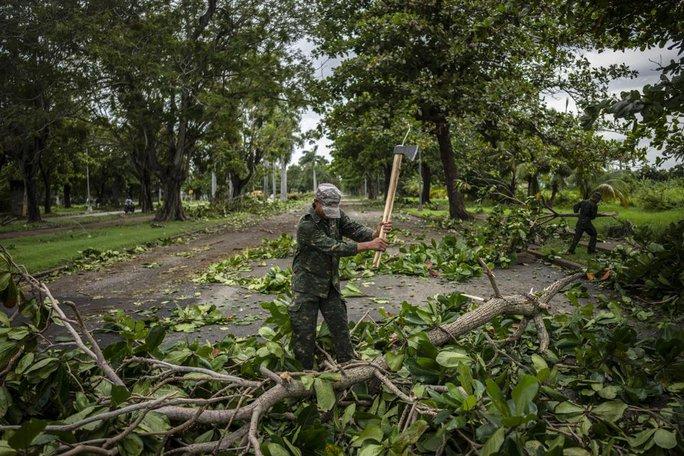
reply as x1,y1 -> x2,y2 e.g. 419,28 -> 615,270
289,287 -> 354,369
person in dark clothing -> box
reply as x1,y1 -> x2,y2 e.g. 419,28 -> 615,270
567,191 -> 602,254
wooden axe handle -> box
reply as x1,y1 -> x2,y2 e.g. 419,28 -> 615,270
373,153 -> 403,268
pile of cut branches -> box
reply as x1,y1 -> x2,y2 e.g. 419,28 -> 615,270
0,250 -> 680,455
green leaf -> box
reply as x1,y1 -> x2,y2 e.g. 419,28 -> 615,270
653,429 -> 677,449
358,444 -> 383,456
485,379 -> 509,416
341,403 -> 355,427
138,412 -> 170,434
14,353 -> 34,375
512,374 -> 538,415
118,433 -> 143,456
591,400 -> 627,422
554,401 -> 585,417
352,424 -> 383,447
266,443 -> 290,456
435,349 -> 471,368
313,378 -> 335,412
111,384 -> 131,406
481,428 -> 505,456
563,448 -> 591,456
145,326 -> 166,352
392,419 -> 428,452
0,386 -> 11,419
597,385 -> 619,399
8,419 -> 47,449
385,351 -> 405,371
530,354 -> 548,372
627,428 -> 656,448
300,375 -> 314,390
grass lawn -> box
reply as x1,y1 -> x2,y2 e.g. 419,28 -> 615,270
3,218 -> 230,273
402,200 -> 683,236
0,212 -> 151,234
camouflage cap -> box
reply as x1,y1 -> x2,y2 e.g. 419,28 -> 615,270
315,183 -> 342,218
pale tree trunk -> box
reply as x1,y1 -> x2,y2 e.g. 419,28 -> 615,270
279,159 -> 287,201
271,162 -> 277,199
227,174 -> 234,202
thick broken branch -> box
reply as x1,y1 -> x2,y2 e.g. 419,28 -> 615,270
156,273 -> 582,425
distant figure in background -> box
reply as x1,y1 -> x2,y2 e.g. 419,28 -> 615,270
567,191 -> 602,254
124,198 -> 135,214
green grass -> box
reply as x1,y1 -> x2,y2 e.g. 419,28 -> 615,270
2,219 -> 232,273
553,202 -> 684,236
0,212 -> 150,234
402,200 -> 683,236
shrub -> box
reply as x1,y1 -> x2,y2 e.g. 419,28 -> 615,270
633,179 -> 684,210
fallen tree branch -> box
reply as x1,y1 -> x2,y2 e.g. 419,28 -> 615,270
155,272 -> 583,425
1,246 -> 125,387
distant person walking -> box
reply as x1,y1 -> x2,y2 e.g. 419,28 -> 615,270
567,191 -> 602,254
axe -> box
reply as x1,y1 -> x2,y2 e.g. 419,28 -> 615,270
373,131 -> 419,268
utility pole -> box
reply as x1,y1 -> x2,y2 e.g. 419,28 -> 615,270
364,176 -> 368,199
211,170 -> 217,200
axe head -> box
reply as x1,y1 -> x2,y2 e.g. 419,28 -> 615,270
394,144 -> 419,161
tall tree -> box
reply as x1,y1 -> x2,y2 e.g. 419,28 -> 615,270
0,1 -> 91,221
95,0 -> 311,221
314,0 -> 604,219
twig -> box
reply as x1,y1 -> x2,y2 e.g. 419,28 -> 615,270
128,357 -> 262,388
505,318 -> 529,344
478,258 -> 501,298
248,405 -> 264,456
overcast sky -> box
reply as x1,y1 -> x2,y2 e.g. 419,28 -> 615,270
294,42 -> 680,168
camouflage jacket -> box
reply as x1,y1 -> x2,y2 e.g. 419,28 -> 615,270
292,206 -> 375,298
573,199 -> 598,223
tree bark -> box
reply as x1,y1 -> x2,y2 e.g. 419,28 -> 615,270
156,173 -> 186,221
280,160 -> 287,201
383,163 -> 392,196
527,174 -> 540,197
22,160 -> 41,222
139,167 -> 154,213
434,120 -> 470,220
420,161 -> 431,204
63,183 -> 72,208
40,163 -> 52,214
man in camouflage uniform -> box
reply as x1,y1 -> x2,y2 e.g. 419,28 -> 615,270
290,183 -> 391,369
568,191 -> 602,255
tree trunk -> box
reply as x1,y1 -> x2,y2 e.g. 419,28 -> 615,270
139,168 -> 154,213
368,174 -> 377,199
63,183 -> 72,208
549,180 -> 559,207
527,175 -> 540,197
38,156 -> 52,214
420,161 -> 431,205
280,160 -> 287,201
23,168 -> 41,222
434,120 -> 470,220
383,163 -> 392,196
155,173 -> 185,221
